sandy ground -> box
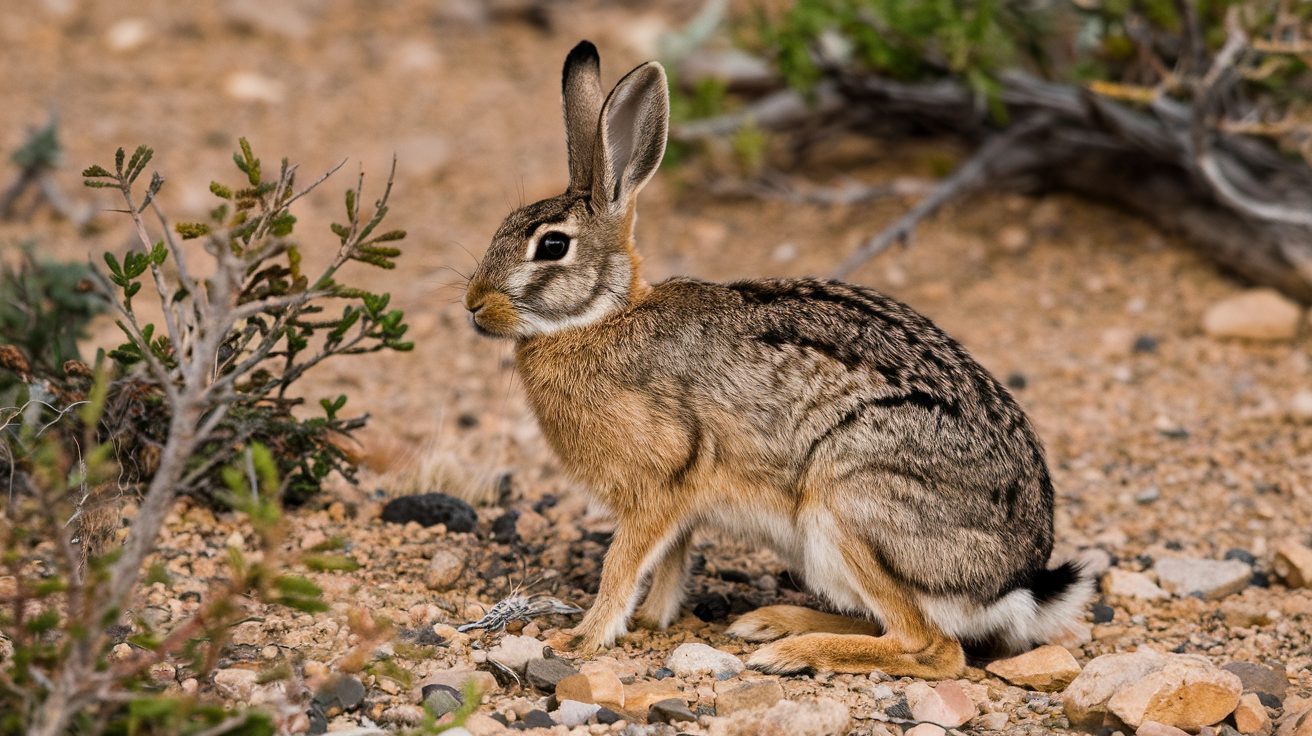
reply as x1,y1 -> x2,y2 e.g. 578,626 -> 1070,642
2,1 -> 1311,734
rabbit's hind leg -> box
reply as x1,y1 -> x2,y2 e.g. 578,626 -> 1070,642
744,522 -> 964,678
728,605 -> 881,642
633,529 -> 694,630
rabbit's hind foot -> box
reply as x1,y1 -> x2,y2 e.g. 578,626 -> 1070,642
728,605 -> 882,642
745,631 -> 965,678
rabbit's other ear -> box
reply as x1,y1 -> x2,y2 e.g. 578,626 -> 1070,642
592,61 -> 669,213
562,41 -> 604,193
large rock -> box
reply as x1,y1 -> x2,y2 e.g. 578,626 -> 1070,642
1102,569 -> 1169,600
554,663 -> 624,707
1064,649 -> 1169,728
1273,540 -> 1312,588
905,680 -> 977,728
486,635 -> 545,673
1234,692 -> 1272,735
666,642 -> 745,678
1202,288 -> 1303,341
526,656 -> 578,693
1106,655 -> 1242,730
425,550 -> 465,590
1153,558 -> 1252,599
551,700 -> 600,727
985,645 -> 1082,692
707,697 -> 851,736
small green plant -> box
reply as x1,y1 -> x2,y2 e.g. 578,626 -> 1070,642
0,245 -> 104,392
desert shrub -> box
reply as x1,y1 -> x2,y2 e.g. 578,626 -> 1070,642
1,139 -> 412,509
0,246 -> 104,393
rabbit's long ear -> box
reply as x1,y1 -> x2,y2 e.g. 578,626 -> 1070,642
562,41 -> 604,193
591,61 -> 668,213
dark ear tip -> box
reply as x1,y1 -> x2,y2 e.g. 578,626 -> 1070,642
566,40 -> 600,69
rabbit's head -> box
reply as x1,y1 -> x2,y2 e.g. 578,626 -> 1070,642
466,41 -> 668,338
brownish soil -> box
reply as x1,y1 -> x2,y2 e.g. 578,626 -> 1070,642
2,1 -> 1310,735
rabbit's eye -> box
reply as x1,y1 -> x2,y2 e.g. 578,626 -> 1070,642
534,231 -> 570,261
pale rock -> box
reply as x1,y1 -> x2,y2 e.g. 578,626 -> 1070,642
975,711 -> 1009,730
487,635 -> 544,673
555,663 -> 624,707
904,725 -> 947,736
1100,327 -> 1137,357
1273,539 -> 1312,588
551,700 -> 600,727
422,669 -> 498,696
1234,692 -> 1272,735
1202,288 -> 1302,341
105,19 -> 150,52
1137,721 -> 1190,736
666,642 -> 744,678
985,644 -> 1082,691
1153,557 -> 1252,599
461,713 -> 505,736
707,697 -> 851,736
714,679 -> 785,714
213,668 -> 257,700
905,680 -> 977,728
1076,547 -> 1115,577
224,72 -> 285,104
1102,569 -> 1169,600
1106,655 -> 1242,730
1064,649 -> 1168,727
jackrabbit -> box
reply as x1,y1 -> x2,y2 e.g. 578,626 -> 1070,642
464,40 -> 1092,677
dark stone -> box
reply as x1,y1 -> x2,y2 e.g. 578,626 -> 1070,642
1091,602 -> 1115,624
648,698 -> 696,724
533,494 -> 559,513
333,676 -> 366,711
457,413 -> 479,429
1158,426 -> 1189,439
526,657 -> 578,693
400,626 -> 447,646
595,707 -> 622,724
1164,540 -> 1183,551
1256,692 -> 1282,709
652,667 -> 674,680
1224,548 -> 1257,565
886,698 -> 913,721
421,684 -> 463,717
522,710 -> 555,728
1006,372 -> 1027,390
1171,643 -> 1188,654
1132,335 -> 1158,353
495,473 -> 515,504
1222,662 -> 1288,698
1136,554 -> 1154,569
179,591 -> 202,603
1250,571 -> 1270,588
306,704 -> 328,735
490,712 -> 510,725
491,511 -> 520,543
692,593 -> 731,622
379,493 -> 477,533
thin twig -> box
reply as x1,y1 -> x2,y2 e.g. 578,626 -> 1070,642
832,115 -> 1053,279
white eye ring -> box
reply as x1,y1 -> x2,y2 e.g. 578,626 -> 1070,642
525,222 -> 580,263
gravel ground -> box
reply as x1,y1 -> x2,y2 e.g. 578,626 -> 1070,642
2,2 -> 1311,734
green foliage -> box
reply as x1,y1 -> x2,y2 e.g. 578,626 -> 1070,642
0,434 -> 324,735
71,138 -> 413,505
0,244 -> 105,388
10,122 -> 61,171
